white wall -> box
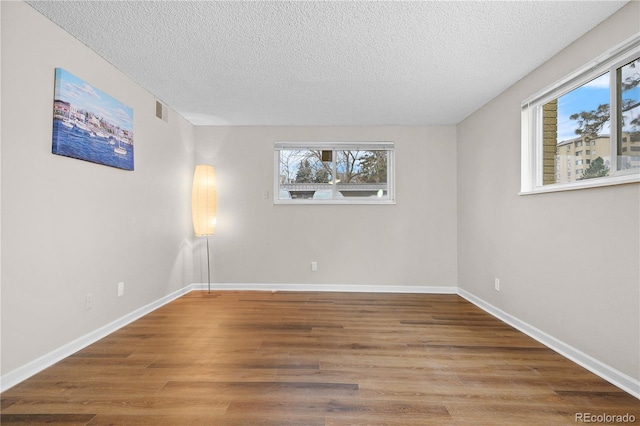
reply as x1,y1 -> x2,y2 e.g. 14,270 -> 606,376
195,126 -> 458,289
457,2 -> 639,380
1,2 -> 195,375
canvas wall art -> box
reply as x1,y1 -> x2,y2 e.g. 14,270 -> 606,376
52,68 -> 134,171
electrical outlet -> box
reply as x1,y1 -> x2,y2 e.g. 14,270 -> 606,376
85,294 -> 93,310
117,282 -> 124,297
494,278 -> 500,291
311,261 -> 318,271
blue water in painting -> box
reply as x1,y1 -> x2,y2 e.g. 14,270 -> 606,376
52,120 -> 134,171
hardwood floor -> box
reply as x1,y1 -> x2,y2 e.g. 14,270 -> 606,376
2,291 -> 638,425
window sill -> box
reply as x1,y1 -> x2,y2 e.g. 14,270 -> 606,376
274,199 -> 396,205
519,173 -> 640,195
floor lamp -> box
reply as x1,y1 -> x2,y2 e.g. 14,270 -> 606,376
192,165 -> 217,293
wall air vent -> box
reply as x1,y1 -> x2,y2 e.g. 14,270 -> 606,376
155,100 -> 168,122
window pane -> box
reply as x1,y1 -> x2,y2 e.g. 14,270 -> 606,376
543,72 -> 611,184
335,150 -> 388,199
278,149 -> 332,200
617,57 -> 640,172
276,143 -> 393,203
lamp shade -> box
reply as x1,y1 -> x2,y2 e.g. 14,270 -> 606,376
192,165 -> 217,237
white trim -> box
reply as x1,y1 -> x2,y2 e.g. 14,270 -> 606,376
0,284 -> 194,393
274,198 -> 397,206
192,282 -> 456,294
519,172 -> 639,195
520,107 -> 534,193
609,67 -> 620,176
274,141 -> 394,150
457,288 -> 640,399
2,283 -> 638,401
522,33 -> 640,107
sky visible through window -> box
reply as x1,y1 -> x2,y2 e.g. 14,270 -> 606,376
557,73 -> 610,143
621,59 -> 640,134
557,60 -> 640,143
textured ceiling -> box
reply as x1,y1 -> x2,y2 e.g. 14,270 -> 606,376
27,1 -> 628,126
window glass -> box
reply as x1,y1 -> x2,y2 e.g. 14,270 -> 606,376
275,143 -> 394,203
543,73 -> 611,185
618,58 -> 640,172
522,35 -> 640,194
278,149 -> 332,200
335,150 -> 388,199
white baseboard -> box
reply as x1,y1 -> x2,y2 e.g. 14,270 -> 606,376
3,283 -> 638,400
458,288 -> 640,399
0,285 -> 193,393
193,282 -> 458,294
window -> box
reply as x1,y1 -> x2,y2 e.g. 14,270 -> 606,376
274,142 -> 395,204
521,34 -> 640,193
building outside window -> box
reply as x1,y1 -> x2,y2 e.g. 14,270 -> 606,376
521,35 -> 640,193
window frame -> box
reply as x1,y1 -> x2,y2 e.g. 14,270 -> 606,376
273,141 -> 396,205
521,33 -> 640,195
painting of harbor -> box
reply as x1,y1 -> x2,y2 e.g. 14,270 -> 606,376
52,68 -> 134,171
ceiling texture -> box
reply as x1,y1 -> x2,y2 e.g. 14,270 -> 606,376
27,1 -> 628,126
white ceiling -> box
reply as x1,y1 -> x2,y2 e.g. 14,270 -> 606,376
27,1 -> 628,126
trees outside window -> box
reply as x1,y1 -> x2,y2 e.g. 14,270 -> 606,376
522,36 -> 640,194
274,142 -> 394,203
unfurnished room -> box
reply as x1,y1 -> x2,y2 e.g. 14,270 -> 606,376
1,1 -> 639,424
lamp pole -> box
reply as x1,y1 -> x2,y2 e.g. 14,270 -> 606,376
206,236 -> 211,293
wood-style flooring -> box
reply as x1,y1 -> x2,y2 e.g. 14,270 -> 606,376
2,291 -> 639,425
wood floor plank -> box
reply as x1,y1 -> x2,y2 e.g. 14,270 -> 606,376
0,413 -> 96,425
88,414 -> 326,426
1,395 -> 230,416
2,291 -> 638,425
